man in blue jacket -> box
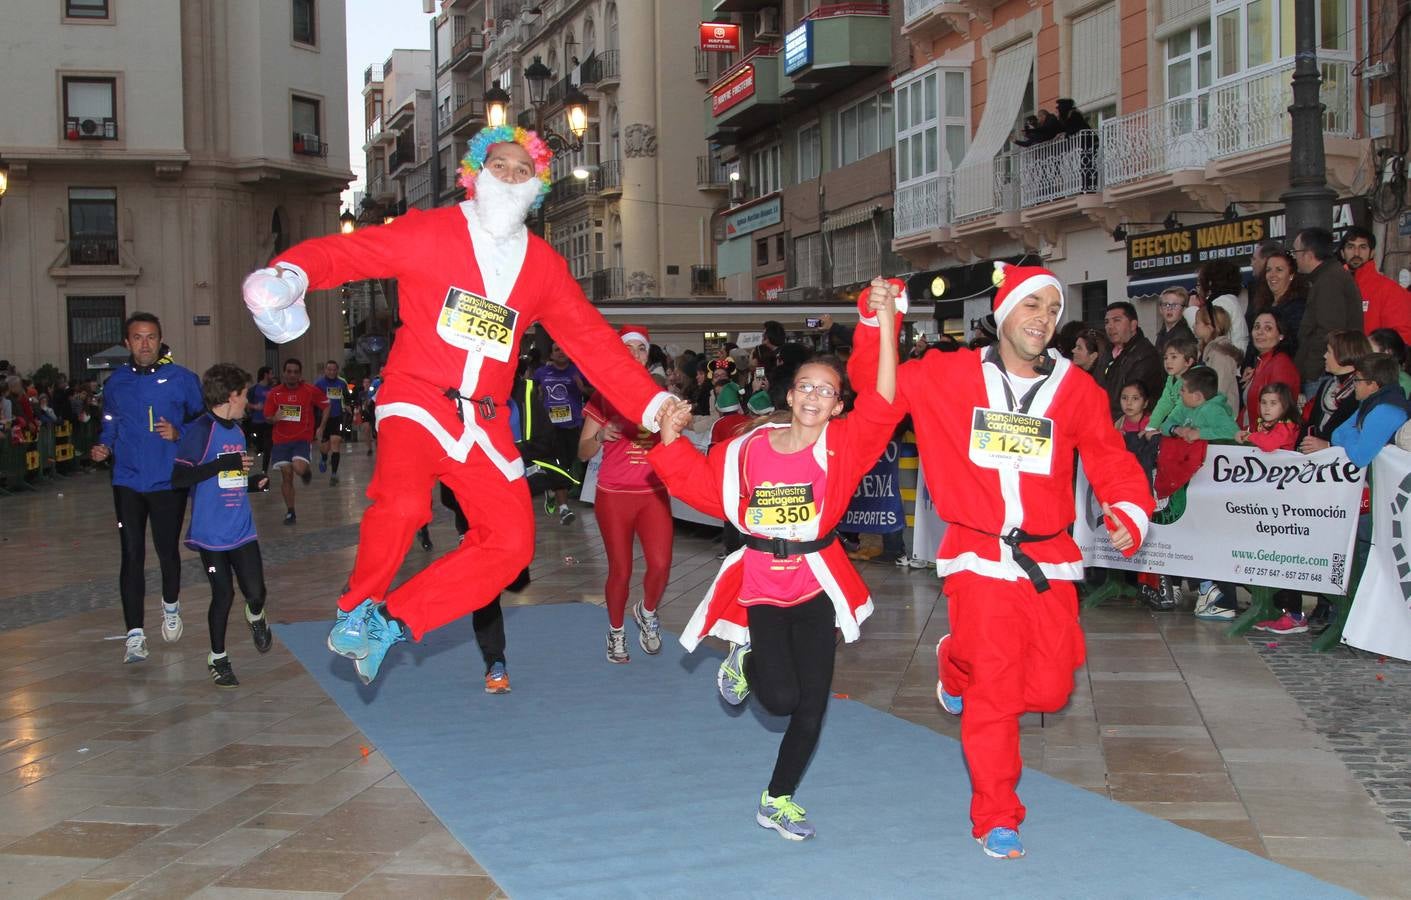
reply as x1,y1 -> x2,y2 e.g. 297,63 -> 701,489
90,313 -> 205,664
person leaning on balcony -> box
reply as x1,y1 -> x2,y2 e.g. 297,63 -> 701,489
1153,287 -> 1196,356
1054,99 -> 1091,136
1013,109 -> 1061,147
1341,226 -> 1411,345
1097,302 -> 1164,419
1292,227 -> 1365,396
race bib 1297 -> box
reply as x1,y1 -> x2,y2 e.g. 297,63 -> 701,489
968,408 -> 1054,475
436,287 -> 517,362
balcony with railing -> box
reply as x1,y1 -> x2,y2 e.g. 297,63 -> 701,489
705,45 -> 782,140
782,4 -> 891,94
690,265 -> 719,295
695,48 -> 711,81
364,64 -> 381,85
902,0 -> 970,38
696,155 -> 729,190
441,96 -> 485,134
1016,130 -> 1101,209
405,160 -> 433,210
69,236 -> 120,266
444,29 -> 485,73
366,172 -> 395,201
598,159 -> 622,195
950,152 -> 1018,223
546,174 -> 596,209
1101,59 -> 1354,190
894,173 -> 949,239
592,267 -> 624,301
292,132 -> 328,158
580,50 -> 619,88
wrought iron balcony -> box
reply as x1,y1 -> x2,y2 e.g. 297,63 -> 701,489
696,155 -> 729,190
444,29 -> 485,72
1016,130 -> 1102,208
690,265 -> 718,295
1101,60 -> 1354,187
894,173 -> 949,238
951,152 -> 1019,222
598,159 -> 621,194
591,267 -> 624,301
69,236 -> 119,266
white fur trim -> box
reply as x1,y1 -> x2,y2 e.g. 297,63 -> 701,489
937,552 -> 1085,583
1111,500 -> 1151,546
679,548 -> 745,652
994,274 -> 1063,326
374,401 -> 525,479
639,391 -> 673,434
857,287 -> 910,328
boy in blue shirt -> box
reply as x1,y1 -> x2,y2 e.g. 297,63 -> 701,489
172,364 -> 274,688
1331,353 -> 1411,466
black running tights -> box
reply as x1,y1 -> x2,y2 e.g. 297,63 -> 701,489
745,592 -> 836,798
113,486 -> 187,631
199,542 -> 267,654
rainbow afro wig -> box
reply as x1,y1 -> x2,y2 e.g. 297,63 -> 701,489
458,125 -> 554,212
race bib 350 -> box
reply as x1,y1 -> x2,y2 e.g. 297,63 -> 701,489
746,482 -> 818,539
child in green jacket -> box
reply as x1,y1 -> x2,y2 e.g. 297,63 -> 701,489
1163,367 -> 1238,442
1145,337 -> 1199,435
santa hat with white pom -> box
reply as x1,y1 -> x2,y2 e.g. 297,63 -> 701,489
990,261 -> 1064,327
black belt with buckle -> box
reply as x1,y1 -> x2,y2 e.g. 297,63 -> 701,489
741,531 -> 838,559
443,387 -> 498,422
979,526 -> 1063,592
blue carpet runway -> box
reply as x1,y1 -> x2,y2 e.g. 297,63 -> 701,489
278,603 -> 1350,899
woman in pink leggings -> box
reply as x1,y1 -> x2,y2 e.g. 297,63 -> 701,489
578,325 -> 672,663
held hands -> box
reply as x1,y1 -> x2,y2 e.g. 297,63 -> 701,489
866,277 -> 900,324
653,398 -> 692,446
155,417 -> 179,441
1102,503 -> 1135,553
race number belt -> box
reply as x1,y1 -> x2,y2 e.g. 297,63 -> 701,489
968,408 -> 1054,475
276,404 -> 302,422
436,287 -> 517,362
742,531 -> 838,560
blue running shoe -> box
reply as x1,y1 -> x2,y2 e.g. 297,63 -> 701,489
717,642 -> 751,706
757,792 -> 816,841
354,605 -> 407,685
318,455 -> 328,473
979,827 -> 1025,859
936,635 -> 962,715
327,598 -> 376,660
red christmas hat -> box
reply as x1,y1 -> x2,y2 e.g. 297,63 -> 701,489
991,262 -> 1063,326
618,324 -> 650,347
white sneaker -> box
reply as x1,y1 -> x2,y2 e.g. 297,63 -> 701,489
124,632 -> 149,663
632,602 -> 662,655
606,628 -> 630,664
161,605 -> 183,642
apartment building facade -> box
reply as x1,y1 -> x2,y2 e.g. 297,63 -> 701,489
895,0 -> 1375,330
0,0 -> 353,378
704,0 -> 906,333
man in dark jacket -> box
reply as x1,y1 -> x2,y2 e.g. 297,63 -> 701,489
1055,98 -> 1091,136
1292,227 -> 1364,393
1153,287 -> 1197,355
1097,301 -> 1164,418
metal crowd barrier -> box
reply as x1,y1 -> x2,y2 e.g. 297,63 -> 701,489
0,419 -> 98,494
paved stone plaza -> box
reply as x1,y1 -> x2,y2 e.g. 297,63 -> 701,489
1,451 -> 1410,897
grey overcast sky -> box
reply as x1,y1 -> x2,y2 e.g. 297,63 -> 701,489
342,0 -> 436,207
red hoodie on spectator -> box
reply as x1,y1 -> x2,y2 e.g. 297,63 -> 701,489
1243,420 -> 1299,452
1353,263 -> 1411,344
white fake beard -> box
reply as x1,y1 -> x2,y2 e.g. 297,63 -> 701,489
472,170 -> 541,240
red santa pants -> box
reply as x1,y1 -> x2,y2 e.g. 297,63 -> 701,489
337,418 -> 534,640
938,570 -> 1085,838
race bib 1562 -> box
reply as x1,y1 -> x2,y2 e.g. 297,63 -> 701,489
968,408 -> 1054,475
437,287 -> 517,362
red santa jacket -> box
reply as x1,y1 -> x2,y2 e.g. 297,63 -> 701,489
1353,263 -> 1411,344
850,301 -> 1154,583
648,390 -> 899,651
274,204 -> 669,478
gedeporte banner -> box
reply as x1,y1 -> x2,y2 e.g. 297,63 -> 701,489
1343,447 -> 1411,662
840,440 -> 904,535
1074,447 -> 1364,594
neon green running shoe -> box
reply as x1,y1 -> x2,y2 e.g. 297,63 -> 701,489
717,642 -> 751,706
757,792 -> 815,840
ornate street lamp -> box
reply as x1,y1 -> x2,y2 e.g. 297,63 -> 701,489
339,208 -> 356,234
485,85 -> 510,129
520,56 -> 588,153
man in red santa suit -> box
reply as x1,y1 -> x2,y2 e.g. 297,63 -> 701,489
849,263 -> 1153,860
241,126 -> 673,685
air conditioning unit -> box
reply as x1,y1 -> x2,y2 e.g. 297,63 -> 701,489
755,8 -> 780,40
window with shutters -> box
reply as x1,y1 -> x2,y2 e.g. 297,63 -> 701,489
1069,4 -> 1119,124
795,123 -> 821,184
293,0 -> 317,46
791,233 -> 822,288
64,0 -> 110,21
748,143 -> 781,198
827,213 -> 903,288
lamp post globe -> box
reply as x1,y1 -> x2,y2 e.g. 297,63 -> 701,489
484,85 -> 510,129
